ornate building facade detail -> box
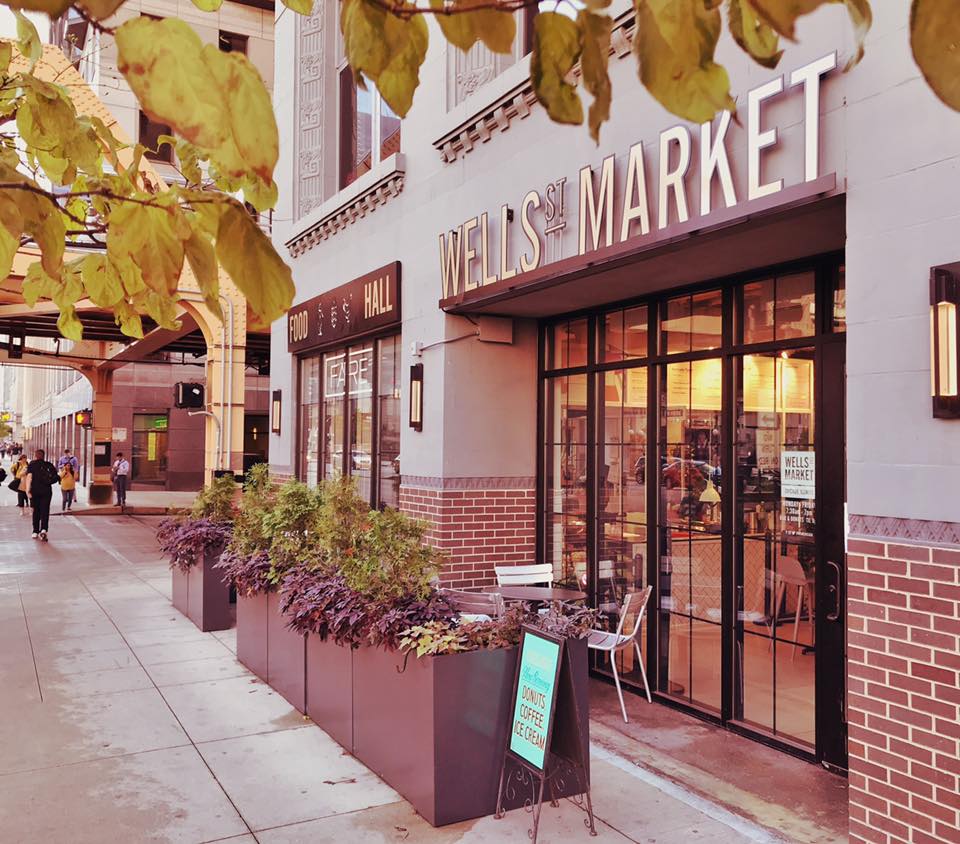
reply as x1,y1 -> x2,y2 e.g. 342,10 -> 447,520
436,14 -> 634,163
285,161 -> 406,258
295,4 -> 326,220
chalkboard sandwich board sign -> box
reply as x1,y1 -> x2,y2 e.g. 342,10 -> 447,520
496,626 -> 596,843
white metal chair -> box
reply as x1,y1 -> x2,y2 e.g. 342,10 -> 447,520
442,588 -> 505,624
494,563 -> 554,587
587,586 -> 653,723
771,554 -> 815,660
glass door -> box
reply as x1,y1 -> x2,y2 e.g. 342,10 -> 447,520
131,413 -> 168,484
733,349 -> 817,748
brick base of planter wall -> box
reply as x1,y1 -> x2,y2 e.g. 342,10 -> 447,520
399,478 -> 536,589
847,528 -> 960,844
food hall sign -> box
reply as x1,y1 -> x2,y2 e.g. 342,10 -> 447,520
288,262 -> 401,353
439,54 -> 837,300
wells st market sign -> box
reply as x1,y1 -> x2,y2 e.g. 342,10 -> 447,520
438,54 -> 837,304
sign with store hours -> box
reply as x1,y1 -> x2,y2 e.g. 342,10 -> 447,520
509,629 -> 563,771
781,451 -> 815,500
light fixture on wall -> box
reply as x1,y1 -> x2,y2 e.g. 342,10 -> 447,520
931,268 -> 959,418
271,389 -> 282,434
409,364 -> 423,431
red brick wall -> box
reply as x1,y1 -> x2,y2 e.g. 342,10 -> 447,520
399,482 -> 536,589
847,537 -> 960,844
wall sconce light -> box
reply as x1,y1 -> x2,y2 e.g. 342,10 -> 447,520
931,268 -> 959,418
271,389 -> 282,434
409,364 -> 423,431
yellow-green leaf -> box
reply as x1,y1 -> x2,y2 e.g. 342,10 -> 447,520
116,17 -> 229,151
107,202 -> 188,296
748,0 -> 871,66
22,262 -> 57,307
341,0 -> 428,117
911,0 -> 960,110
0,41 -> 12,74
76,0 -> 128,19
189,0 -> 223,9
80,254 -> 125,308
22,193 -> 66,280
184,229 -> 222,320
6,0 -> 70,15
376,12 -> 429,117
0,194 -> 23,280
578,10 -> 613,143
728,0 -> 783,68
242,177 -> 278,213
634,0 -> 735,123
14,11 -> 41,67
531,12 -> 583,126
216,202 -> 294,326
57,304 -> 83,341
281,0 -> 313,13
114,301 -> 144,339
430,0 -> 515,54
202,48 -> 279,185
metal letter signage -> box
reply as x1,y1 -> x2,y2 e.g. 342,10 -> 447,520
287,262 -> 401,354
437,54 -> 838,304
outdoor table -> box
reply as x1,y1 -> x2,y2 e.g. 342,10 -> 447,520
483,585 -> 588,604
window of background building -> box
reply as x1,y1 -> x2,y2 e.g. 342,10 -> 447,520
218,30 -> 248,54
139,110 -> 173,163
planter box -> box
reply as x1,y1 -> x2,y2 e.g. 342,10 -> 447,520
170,549 -> 232,633
237,591 -> 269,682
306,635 -> 354,751
267,591 -> 306,713
350,638 -> 590,827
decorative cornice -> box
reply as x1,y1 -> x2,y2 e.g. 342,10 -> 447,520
285,156 -> 406,259
433,15 -> 635,164
401,475 -> 536,491
849,514 -> 960,548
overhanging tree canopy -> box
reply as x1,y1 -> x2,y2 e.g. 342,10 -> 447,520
0,0 -> 957,340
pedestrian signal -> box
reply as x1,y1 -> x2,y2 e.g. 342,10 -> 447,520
75,409 -> 92,427
174,382 -> 204,409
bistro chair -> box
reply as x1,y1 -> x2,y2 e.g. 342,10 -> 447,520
770,553 -> 815,660
494,563 -> 554,587
587,586 -> 653,723
442,588 -> 505,623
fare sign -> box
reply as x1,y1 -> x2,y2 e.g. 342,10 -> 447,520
509,629 -> 563,772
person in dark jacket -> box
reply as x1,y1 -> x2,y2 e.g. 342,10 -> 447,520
24,449 -> 60,542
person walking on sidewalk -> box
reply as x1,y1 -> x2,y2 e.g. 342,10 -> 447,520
12,454 -> 29,514
57,448 -> 79,479
112,452 -> 130,508
59,463 -> 77,511
24,449 -> 59,542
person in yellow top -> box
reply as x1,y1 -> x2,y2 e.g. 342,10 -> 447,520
13,454 -> 29,514
59,463 -> 77,512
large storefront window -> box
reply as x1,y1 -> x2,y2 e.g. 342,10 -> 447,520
299,335 -> 400,509
539,256 -> 846,764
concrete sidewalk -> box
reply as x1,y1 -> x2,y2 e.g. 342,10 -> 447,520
0,511 -> 787,843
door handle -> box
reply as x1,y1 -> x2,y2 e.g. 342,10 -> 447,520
826,559 -> 842,622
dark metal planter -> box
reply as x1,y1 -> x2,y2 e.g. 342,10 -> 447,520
305,635 -> 354,751
350,639 -> 590,827
267,591 -> 306,713
236,591 -> 269,682
170,549 -> 232,633
171,564 -> 189,619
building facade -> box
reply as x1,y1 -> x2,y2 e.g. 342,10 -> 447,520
270,4 -> 960,840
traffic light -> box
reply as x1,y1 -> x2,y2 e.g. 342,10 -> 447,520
174,382 -> 204,409
75,409 -> 92,427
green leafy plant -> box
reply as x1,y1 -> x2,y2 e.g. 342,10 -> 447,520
260,479 -> 328,585
398,621 -> 469,658
190,474 -> 237,522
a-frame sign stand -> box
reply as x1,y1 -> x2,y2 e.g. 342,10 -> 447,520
494,626 -> 596,843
